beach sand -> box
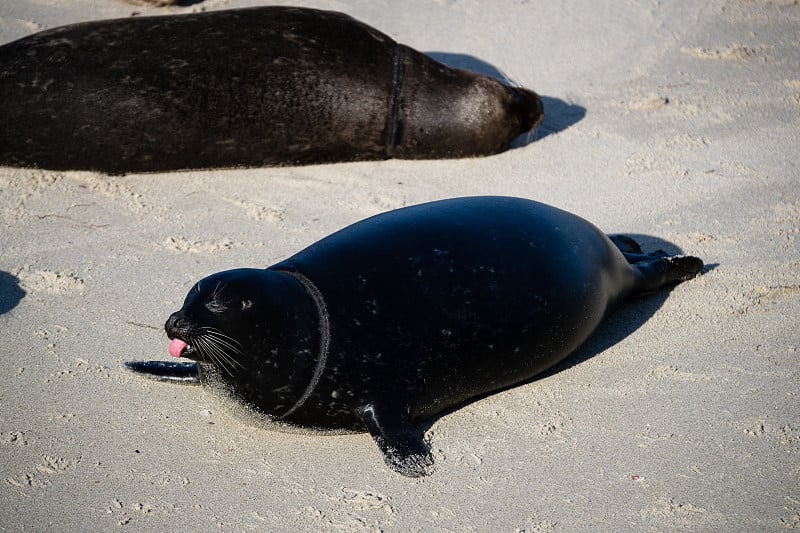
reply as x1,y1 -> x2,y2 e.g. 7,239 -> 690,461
1,0 -> 798,530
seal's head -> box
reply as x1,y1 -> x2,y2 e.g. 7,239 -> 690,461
164,268 -> 322,418
508,86 -> 545,135
391,52 -> 545,159
164,269 -> 268,375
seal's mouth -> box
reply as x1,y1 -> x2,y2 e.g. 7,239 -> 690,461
168,337 -> 200,359
169,338 -> 189,358
165,312 -> 200,359
164,311 -> 244,375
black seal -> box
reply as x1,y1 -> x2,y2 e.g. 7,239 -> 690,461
0,7 -> 543,173
130,196 -> 703,476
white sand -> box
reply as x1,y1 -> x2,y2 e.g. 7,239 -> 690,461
1,0 -> 798,530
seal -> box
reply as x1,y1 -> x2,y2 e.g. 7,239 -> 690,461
127,196 -> 703,476
0,7 -> 543,173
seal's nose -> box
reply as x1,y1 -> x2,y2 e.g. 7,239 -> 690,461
164,312 -> 191,337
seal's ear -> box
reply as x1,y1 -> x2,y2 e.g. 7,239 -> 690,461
125,360 -> 201,384
362,403 -> 434,477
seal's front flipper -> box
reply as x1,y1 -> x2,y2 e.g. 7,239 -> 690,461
363,403 -> 434,477
631,255 -> 704,296
125,360 -> 201,384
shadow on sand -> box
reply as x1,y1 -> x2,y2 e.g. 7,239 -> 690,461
0,271 -> 25,316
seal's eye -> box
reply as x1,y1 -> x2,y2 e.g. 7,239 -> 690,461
241,299 -> 253,310
205,299 -> 228,313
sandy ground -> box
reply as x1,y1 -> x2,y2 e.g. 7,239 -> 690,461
1,0 -> 798,531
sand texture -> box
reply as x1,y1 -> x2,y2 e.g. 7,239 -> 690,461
1,0 -> 798,531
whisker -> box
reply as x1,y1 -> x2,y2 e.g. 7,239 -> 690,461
205,340 -> 243,361
211,281 -> 227,301
194,329 -> 245,375
204,338 -> 239,369
194,336 -> 241,376
200,327 -> 244,354
201,327 -> 243,348
209,342 -> 244,371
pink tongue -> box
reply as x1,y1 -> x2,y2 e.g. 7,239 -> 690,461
169,339 -> 188,358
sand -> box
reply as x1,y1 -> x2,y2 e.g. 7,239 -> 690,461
1,0 -> 798,531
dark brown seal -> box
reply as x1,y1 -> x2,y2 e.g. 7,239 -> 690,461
127,196 -> 704,476
0,7 -> 543,173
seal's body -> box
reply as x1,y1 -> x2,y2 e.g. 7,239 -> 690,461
129,196 -> 703,476
0,7 -> 543,173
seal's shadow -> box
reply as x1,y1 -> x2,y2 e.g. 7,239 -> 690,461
426,52 -> 586,146
129,0 -> 205,6
165,0 -> 205,6
0,271 -> 25,316
414,235 -> 710,440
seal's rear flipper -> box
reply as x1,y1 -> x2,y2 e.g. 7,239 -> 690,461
631,255 -> 704,297
363,404 -> 434,477
609,234 -> 643,255
609,234 -> 676,264
125,360 -> 201,384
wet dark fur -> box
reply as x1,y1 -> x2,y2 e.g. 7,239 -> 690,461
130,197 -> 703,476
0,7 -> 543,173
